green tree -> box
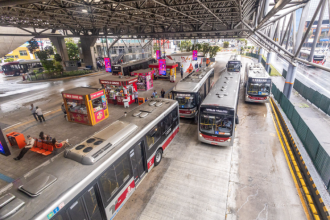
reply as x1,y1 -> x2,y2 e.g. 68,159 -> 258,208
202,43 -> 210,56
54,54 -> 62,62
44,46 -> 54,56
179,40 -> 192,51
153,44 -> 160,53
65,38 -> 79,60
209,46 -> 219,58
223,41 -> 229,48
35,50 -> 55,71
5,58 -> 14,62
27,40 -> 39,54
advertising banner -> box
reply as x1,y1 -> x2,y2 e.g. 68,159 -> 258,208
104,57 -> 112,72
156,50 -> 160,60
159,59 -> 166,75
192,50 -> 197,61
0,129 -> 11,156
90,90 -> 104,99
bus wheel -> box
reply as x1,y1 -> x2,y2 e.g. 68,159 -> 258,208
154,149 -> 163,166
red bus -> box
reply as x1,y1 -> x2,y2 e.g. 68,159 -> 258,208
2,59 -> 43,76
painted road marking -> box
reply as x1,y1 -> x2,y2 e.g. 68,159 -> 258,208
3,122 -> 22,130
0,173 -> 14,183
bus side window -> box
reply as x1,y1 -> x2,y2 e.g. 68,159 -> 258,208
146,125 -> 161,150
99,154 -> 132,205
172,108 -> 179,127
83,187 -> 103,220
66,198 -> 88,220
163,112 -> 173,132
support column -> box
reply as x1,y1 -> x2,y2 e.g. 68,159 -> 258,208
283,62 -> 297,99
258,48 -> 263,63
265,52 -> 272,73
310,0 -> 326,62
80,37 -> 97,70
49,37 -> 69,61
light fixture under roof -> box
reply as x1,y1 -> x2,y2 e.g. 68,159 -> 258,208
82,9 -> 88,13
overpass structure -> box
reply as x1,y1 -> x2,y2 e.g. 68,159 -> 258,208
0,0 -> 328,99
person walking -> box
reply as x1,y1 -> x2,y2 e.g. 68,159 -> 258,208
30,104 -> 38,122
134,90 -> 139,103
152,90 -> 157,98
36,106 -> 45,122
181,67 -> 183,78
161,89 -> 165,98
14,135 -> 35,160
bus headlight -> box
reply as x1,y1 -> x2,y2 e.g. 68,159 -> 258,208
227,138 -> 231,142
199,133 -> 202,137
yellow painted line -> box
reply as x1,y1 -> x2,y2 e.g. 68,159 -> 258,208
5,108 -> 62,132
269,99 -> 312,220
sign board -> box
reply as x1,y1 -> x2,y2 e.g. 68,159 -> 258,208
0,129 -> 10,156
63,93 -> 84,100
104,57 -> 112,72
156,50 -> 161,60
90,90 -> 104,99
192,50 -> 198,61
159,59 -> 166,75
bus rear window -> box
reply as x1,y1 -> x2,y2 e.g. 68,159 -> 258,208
227,61 -> 241,72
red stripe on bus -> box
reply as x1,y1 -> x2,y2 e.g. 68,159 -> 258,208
201,133 -> 230,142
147,156 -> 155,170
115,180 -> 135,210
162,127 -> 179,151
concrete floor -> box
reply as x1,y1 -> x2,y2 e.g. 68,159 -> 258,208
0,55 -> 307,219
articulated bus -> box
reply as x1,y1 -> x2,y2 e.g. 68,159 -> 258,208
198,57 -> 241,146
0,99 -> 179,220
244,63 -> 271,103
2,59 -> 44,76
299,50 -> 326,66
171,66 -> 215,122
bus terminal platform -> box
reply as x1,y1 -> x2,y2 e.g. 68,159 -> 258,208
0,54 -> 310,219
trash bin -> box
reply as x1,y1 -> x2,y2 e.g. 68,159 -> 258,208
6,132 -> 26,149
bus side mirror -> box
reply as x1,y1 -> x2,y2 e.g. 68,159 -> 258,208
235,116 -> 239,125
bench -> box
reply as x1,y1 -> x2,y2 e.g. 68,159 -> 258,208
30,138 -> 64,156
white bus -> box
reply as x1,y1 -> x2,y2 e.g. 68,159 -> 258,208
244,63 -> 271,103
0,99 -> 179,220
171,66 -> 215,122
299,50 -> 326,66
198,67 -> 241,146
226,55 -> 242,72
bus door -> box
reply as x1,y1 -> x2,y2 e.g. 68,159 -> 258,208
129,141 -> 146,185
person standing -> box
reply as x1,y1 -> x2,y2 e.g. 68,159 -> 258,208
14,135 -> 35,160
36,106 -> 45,122
152,90 -> 157,98
30,104 -> 38,122
134,90 -> 139,103
161,89 -> 165,98
181,67 -> 183,78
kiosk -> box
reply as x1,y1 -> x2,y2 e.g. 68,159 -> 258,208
149,62 -> 178,82
99,75 -> 138,106
132,69 -> 154,91
62,87 -> 109,126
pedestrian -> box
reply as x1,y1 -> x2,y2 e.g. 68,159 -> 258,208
152,90 -> 157,98
61,102 -> 67,118
30,104 -> 38,122
181,67 -> 183,78
161,89 -> 165,98
14,135 -> 35,160
134,90 -> 139,103
36,106 -> 45,122
97,61 -> 101,70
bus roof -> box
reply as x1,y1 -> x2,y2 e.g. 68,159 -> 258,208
19,59 -> 41,64
172,66 -> 215,93
200,69 -> 241,109
2,62 -> 19,66
228,54 -> 241,62
246,63 -> 270,79
112,58 -> 153,68
0,99 -> 178,220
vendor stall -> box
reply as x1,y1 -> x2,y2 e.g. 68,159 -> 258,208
149,62 -> 178,82
132,69 -> 154,91
99,75 -> 138,106
62,87 -> 109,126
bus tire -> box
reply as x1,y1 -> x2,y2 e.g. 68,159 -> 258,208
154,149 -> 163,166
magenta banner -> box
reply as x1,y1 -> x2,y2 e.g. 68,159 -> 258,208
156,50 -> 160,59
159,59 -> 166,75
104,57 -> 111,72
192,50 -> 197,61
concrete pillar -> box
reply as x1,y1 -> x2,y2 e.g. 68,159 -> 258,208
265,52 -> 272,73
80,37 -> 97,70
310,0 -> 326,62
283,62 -> 297,99
49,37 -> 69,61
258,48 -> 263,63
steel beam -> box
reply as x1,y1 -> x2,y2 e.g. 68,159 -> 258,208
310,0 -> 326,62
257,0 -> 292,29
294,0 -> 324,57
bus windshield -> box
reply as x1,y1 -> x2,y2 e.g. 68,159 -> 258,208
227,61 -> 241,72
173,93 -> 196,109
247,78 -> 271,96
313,55 -> 324,61
200,108 -> 234,136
